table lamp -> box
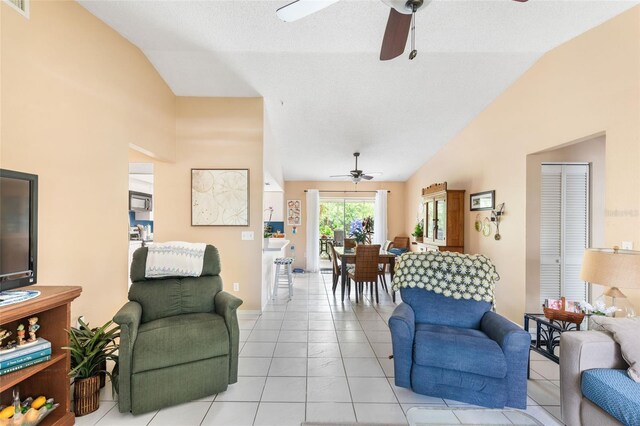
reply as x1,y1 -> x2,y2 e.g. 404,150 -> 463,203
580,247 -> 640,317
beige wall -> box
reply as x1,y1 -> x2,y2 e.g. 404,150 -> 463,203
130,97 -> 265,311
1,1 -> 175,325
283,181 -> 406,270
264,191 -> 284,222
405,7 -> 640,323
525,136 -> 606,312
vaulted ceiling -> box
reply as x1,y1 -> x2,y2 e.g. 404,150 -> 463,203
79,0 -> 640,181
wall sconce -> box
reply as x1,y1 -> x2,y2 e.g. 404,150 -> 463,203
491,203 -> 505,240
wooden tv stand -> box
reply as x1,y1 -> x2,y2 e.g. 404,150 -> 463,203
0,286 -> 82,426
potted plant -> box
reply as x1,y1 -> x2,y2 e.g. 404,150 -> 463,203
350,217 -> 374,244
319,224 -> 333,239
65,318 -> 119,416
412,221 -> 424,243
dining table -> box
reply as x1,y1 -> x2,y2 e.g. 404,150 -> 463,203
334,246 -> 397,302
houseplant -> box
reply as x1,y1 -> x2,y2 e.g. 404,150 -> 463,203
350,217 -> 374,244
65,319 -> 119,416
412,221 -> 424,243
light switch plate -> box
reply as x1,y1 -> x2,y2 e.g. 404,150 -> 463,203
241,231 -> 254,240
622,241 -> 633,250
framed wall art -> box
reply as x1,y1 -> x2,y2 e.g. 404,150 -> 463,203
470,190 -> 495,211
191,168 -> 249,226
287,199 -> 301,226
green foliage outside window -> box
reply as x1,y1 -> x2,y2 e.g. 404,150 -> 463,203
319,200 -> 375,238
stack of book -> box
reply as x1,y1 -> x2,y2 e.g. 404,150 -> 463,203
0,338 -> 52,376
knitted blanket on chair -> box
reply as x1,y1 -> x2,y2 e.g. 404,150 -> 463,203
391,251 -> 500,304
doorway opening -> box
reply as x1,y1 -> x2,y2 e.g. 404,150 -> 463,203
318,197 -> 375,270
525,135 -> 605,314
128,162 -> 154,287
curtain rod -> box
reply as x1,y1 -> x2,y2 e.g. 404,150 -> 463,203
303,190 -> 390,193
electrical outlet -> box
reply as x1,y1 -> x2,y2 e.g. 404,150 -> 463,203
233,282 -> 240,292
622,241 -> 633,250
241,231 -> 254,241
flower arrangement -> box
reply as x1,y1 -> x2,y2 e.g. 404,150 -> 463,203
263,207 -> 274,238
350,217 -> 374,244
579,300 -> 617,316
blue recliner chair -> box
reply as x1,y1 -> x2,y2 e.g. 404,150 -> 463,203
389,255 -> 530,409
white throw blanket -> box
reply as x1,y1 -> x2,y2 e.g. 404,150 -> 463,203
145,241 -> 207,278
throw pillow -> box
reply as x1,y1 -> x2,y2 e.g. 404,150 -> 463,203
590,316 -> 640,383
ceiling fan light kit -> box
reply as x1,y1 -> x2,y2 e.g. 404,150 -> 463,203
276,0 -> 528,61
329,152 -> 381,184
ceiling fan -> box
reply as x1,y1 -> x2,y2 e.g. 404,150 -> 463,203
330,152 -> 382,184
276,0 -> 528,61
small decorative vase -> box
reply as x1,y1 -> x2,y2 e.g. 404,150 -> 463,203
74,376 -> 100,416
415,236 -> 423,243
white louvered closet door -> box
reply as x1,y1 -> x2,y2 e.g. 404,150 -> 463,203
540,164 -> 590,306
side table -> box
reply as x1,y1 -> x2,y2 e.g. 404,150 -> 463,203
523,313 -> 581,378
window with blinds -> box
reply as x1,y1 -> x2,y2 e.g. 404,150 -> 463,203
540,164 -> 590,306
3,0 -> 29,17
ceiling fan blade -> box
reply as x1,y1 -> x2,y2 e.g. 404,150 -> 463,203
380,8 -> 412,61
363,172 -> 383,176
361,175 -> 374,180
329,175 -> 352,178
276,0 -> 340,22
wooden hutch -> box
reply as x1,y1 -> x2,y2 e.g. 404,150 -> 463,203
419,182 -> 465,253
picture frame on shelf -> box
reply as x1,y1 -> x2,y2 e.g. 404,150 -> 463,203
470,190 -> 495,211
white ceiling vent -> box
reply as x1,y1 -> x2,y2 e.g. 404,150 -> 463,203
3,0 -> 29,18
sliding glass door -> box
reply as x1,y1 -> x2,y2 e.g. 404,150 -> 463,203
319,198 -> 375,239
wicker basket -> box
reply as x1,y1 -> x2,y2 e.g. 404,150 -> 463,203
543,297 -> 585,325
74,375 -> 100,416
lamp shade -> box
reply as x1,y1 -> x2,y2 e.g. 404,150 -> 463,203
581,248 -> 640,289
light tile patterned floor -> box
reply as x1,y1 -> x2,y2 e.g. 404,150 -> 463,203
77,270 -> 564,425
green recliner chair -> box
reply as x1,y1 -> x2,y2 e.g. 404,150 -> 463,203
114,245 -> 242,414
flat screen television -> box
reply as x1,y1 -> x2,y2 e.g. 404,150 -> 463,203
0,169 -> 38,291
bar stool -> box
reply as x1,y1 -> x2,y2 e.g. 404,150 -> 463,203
273,257 -> 294,300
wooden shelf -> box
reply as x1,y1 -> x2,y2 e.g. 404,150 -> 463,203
0,352 -> 66,392
0,286 -> 81,426
0,286 -> 82,324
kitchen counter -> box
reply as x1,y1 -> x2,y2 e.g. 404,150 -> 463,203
263,239 -> 289,252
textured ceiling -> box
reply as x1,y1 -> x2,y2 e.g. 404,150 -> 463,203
78,0 -> 639,181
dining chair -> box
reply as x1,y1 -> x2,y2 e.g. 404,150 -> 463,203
348,244 -> 382,304
344,238 -> 357,250
328,241 -> 342,296
379,240 -> 393,288
378,263 -> 388,293
388,236 -> 410,256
